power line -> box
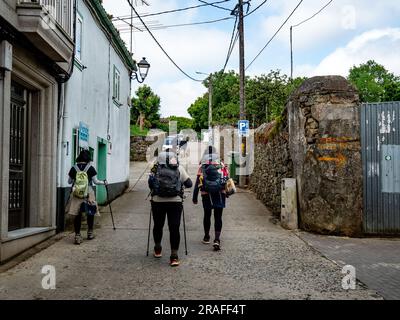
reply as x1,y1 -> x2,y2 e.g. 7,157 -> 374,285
245,0 -> 269,17
292,0 -> 334,28
197,0 -> 233,12
222,16 -> 239,72
117,16 -> 234,33
114,0 -> 232,21
290,0 -> 334,79
126,0 -> 204,82
246,0 -> 304,71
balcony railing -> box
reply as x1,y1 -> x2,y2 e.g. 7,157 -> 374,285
23,0 -> 74,38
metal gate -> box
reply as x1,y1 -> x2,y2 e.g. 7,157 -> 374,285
361,102 -> 400,234
8,82 -> 28,231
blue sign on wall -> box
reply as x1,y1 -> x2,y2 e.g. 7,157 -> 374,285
238,120 -> 249,137
79,122 -> 89,148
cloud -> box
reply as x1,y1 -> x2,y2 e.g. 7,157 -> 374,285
311,28 -> 400,77
157,79 -> 206,117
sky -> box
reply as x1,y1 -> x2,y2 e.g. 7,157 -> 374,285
102,0 -> 400,118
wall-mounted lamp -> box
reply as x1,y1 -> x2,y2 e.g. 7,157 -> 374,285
132,57 -> 150,83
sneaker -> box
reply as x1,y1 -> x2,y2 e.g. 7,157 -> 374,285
202,235 -> 210,244
74,234 -> 82,245
154,246 -> 162,258
87,230 -> 95,240
170,255 -> 180,267
213,239 -> 221,251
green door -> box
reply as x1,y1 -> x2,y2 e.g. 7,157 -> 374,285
96,140 -> 107,205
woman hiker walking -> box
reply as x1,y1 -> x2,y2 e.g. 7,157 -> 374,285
67,149 -> 106,244
193,146 -> 230,251
148,150 -> 193,267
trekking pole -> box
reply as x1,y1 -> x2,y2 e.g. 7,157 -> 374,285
146,205 -> 153,256
182,202 -> 188,255
104,182 -> 116,230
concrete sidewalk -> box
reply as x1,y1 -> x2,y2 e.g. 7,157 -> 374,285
298,232 -> 400,300
0,162 -> 380,300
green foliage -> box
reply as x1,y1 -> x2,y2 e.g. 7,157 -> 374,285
154,116 -> 193,133
168,116 -> 193,132
188,70 -> 305,130
187,95 -> 209,132
131,85 -> 161,128
130,125 -> 149,137
348,60 -> 400,102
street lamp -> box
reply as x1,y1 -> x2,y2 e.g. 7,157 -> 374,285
196,71 -> 213,145
132,57 -> 150,83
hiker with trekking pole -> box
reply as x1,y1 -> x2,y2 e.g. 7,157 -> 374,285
147,150 -> 193,267
66,149 -> 107,245
193,146 -> 235,251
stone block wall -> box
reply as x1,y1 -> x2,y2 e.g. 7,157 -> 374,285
288,76 -> 363,236
250,76 -> 363,236
249,113 -> 293,217
130,132 -> 164,162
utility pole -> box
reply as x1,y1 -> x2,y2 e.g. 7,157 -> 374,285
208,76 -> 213,146
290,26 -> 293,81
238,0 -> 247,188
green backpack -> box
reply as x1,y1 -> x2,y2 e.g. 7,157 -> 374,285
72,163 -> 91,199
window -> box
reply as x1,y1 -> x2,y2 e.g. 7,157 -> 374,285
75,16 -> 83,62
113,66 -> 121,104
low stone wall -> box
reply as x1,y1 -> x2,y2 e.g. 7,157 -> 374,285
130,133 -> 164,162
249,113 -> 293,217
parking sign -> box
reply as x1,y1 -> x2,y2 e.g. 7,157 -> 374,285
238,120 -> 249,137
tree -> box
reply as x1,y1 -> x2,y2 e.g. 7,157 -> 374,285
348,60 -> 400,102
131,85 -> 161,130
168,116 -> 193,133
188,70 -> 305,130
187,95 -> 209,132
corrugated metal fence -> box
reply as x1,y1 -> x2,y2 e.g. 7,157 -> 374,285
361,102 -> 400,234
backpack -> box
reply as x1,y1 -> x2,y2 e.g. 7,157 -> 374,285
201,162 -> 224,194
72,163 -> 91,199
152,163 -> 182,198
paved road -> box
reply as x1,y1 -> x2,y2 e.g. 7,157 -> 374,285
0,162 -> 380,300
299,232 -> 400,300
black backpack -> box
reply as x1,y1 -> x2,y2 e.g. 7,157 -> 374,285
152,164 -> 182,197
201,163 -> 223,194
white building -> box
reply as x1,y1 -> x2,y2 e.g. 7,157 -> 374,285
57,0 -> 136,230
0,0 -> 136,263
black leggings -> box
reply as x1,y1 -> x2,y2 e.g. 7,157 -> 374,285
151,202 -> 183,251
74,213 -> 94,234
203,207 -> 223,238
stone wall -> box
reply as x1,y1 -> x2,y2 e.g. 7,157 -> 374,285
130,132 -> 164,162
288,76 -> 362,236
250,76 -> 363,236
249,112 -> 293,217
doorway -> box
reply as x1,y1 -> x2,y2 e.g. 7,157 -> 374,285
96,140 -> 107,205
8,82 -> 30,231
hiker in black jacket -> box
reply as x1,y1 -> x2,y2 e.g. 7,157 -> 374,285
193,146 -> 229,251
148,151 -> 192,267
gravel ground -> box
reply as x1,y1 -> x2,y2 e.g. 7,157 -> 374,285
0,162 -> 381,300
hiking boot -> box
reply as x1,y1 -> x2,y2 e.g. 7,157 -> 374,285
74,234 -> 82,245
154,245 -> 162,258
202,235 -> 210,244
87,230 -> 95,240
170,255 -> 180,267
213,239 -> 221,251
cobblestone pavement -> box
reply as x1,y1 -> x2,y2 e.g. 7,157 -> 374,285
298,232 -> 400,300
0,162 -> 381,300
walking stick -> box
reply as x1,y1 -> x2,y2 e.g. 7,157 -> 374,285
146,205 -> 153,256
182,202 -> 188,255
104,182 -> 116,230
